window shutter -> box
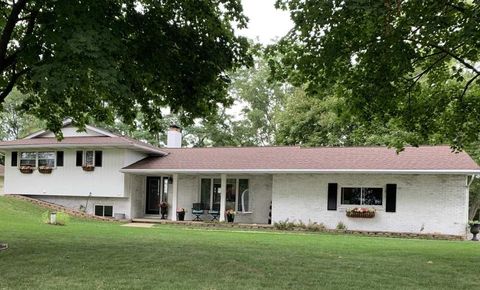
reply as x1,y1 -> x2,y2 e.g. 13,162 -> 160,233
76,151 -> 83,166
56,151 -> 64,167
386,184 -> 397,212
94,151 -> 103,167
11,151 -> 18,166
327,183 -> 338,211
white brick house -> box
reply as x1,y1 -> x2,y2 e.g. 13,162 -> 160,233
0,122 -> 479,237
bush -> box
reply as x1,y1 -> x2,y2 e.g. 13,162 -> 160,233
42,211 -> 71,226
273,219 -> 296,231
336,221 -> 347,230
274,220 -> 327,232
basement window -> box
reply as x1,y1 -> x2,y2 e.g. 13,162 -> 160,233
94,205 -> 113,217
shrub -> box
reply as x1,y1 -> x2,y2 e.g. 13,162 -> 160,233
42,211 -> 71,226
273,219 -> 296,231
336,221 -> 347,230
305,221 -> 326,232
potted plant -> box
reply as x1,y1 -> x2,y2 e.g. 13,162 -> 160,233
82,164 -> 95,172
346,207 -> 375,218
177,208 -> 186,221
469,220 -> 480,241
160,202 -> 168,219
38,166 -> 53,174
225,209 -> 235,223
19,166 -> 34,174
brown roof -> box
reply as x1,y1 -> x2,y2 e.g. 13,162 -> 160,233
0,136 -> 166,155
122,146 -> 480,173
0,164 -> 4,176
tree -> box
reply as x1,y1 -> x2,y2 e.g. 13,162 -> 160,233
0,88 -> 43,140
272,0 -> 480,150
0,0 -> 251,135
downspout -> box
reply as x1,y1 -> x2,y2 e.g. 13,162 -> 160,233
466,175 -> 476,239
468,174 -> 476,187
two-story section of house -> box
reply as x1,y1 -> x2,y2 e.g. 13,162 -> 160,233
0,121 -> 166,219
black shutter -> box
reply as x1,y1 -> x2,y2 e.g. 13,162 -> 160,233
386,184 -> 397,212
11,151 -> 18,166
94,151 -> 102,167
76,151 -> 83,166
327,183 -> 338,211
56,151 -> 64,167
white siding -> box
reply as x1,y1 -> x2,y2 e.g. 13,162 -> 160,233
39,125 -> 104,137
272,174 -> 468,236
0,176 -> 4,194
4,149 -> 142,198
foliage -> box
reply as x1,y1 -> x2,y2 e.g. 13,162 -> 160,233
336,222 -> 347,230
0,88 -> 43,141
273,219 -> 296,231
272,0 -> 480,150
0,0 -> 251,136
468,220 -> 480,227
41,210 -> 70,226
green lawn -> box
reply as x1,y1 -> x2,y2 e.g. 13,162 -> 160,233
0,196 -> 479,290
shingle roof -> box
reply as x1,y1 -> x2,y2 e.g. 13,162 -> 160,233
122,146 -> 480,173
0,164 -> 4,176
0,136 -> 166,155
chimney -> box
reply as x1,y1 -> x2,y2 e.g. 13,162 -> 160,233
167,125 -> 182,148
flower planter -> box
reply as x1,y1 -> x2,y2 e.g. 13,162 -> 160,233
39,167 -> 53,174
177,211 -> 185,221
226,215 -> 235,223
19,167 -> 33,174
470,224 -> 480,241
346,211 -> 375,218
82,165 -> 95,172
160,207 -> 168,220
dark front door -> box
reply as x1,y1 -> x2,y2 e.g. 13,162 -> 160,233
146,177 -> 161,215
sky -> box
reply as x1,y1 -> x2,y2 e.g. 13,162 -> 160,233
237,0 -> 293,44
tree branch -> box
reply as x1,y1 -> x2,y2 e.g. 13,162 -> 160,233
459,73 -> 480,101
0,66 -> 29,102
0,0 -> 27,68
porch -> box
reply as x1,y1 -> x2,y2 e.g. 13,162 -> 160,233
126,172 -> 273,224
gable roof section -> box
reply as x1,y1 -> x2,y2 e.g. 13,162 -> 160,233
0,122 -> 167,155
122,146 -> 480,174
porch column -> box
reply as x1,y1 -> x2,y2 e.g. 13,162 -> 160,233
219,173 -> 227,222
172,173 -> 178,221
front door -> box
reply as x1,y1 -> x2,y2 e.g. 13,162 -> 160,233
146,177 -> 161,215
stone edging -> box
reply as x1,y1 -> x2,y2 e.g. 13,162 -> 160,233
7,195 -> 119,222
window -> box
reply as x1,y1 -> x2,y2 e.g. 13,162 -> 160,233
95,205 -> 113,217
77,150 -> 102,167
341,187 -> 383,206
19,152 -> 37,167
38,152 -> 55,167
200,178 -> 250,212
85,151 -> 94,166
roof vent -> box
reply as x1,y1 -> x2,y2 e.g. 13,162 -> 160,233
167,125 -> 182,148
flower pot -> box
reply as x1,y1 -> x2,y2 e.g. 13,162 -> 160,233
470,224 -> 480,241
19,167 -> 33,174
160,207 -> 168,219
177,211 -> 185,221
226,214 -> 235,223
39,167 -> 53,174
82,166 -> 95,172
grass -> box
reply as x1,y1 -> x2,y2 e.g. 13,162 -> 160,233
0,196 -> 479,290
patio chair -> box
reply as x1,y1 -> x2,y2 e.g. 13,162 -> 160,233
209,203 -> 220,221
192,203 -> 204,221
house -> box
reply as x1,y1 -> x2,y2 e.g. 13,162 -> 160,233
0,122 -> 479,237
0,164 -> 4,194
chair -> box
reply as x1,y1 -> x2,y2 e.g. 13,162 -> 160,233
208,203 -> 220,221
192,203 -> 204,221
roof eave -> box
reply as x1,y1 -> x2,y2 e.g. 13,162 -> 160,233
119,168 -> 480,175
